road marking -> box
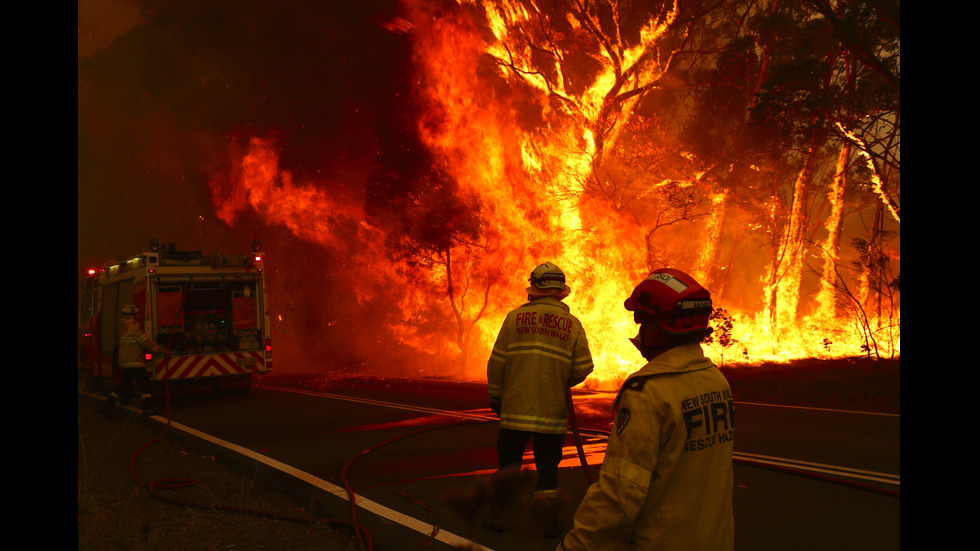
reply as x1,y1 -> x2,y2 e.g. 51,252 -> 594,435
259,385 -> 901,488
734,451 -> 900,486
80,390 -> 493,551
258,384 -> 497,422
161,419 -> 493,550
735,400 -> 900,417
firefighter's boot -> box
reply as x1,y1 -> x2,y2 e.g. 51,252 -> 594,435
98,395 -> 117,420
139,396 -> 156,417
479,466 -> 527,533
531,490 -> 564,539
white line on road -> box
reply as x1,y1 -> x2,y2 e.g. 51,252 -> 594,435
259,385 -> 901,487
735,400 -> 900,417
734,451 -> 900,485
164,418 -> 493,549
81,390 -> 494,551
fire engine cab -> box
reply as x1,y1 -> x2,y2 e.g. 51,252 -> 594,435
78,239 -> 272,395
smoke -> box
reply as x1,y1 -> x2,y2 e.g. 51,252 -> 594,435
78,0 -> 146,60
78,0 -> 443,374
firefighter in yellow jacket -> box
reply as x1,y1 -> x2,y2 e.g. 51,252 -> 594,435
558,268 -> 734,551
485,262 -> 594,534
99,305 -> 168,419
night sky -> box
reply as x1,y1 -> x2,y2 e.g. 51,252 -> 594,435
78,0 -> 434,373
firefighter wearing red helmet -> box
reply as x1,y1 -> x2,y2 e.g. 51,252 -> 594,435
558,268 -> 734,551
99,305 -> 169,419
485,262 -> 594,536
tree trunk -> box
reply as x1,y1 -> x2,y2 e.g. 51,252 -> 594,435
694,189 -> 728,292
815,141 -> 849,320
764,142 -> 820,330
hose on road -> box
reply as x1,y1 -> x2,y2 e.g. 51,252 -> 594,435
566,388 -> 595,485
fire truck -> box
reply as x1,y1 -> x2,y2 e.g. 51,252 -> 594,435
78,239 -> 272,395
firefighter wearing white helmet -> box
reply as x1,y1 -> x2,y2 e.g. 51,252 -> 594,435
526,261 -> 572,299
558,268 -> 734,551
484,262 -> 594,536
99,305 -> 169,419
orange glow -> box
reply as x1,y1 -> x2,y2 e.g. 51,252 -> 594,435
208,2 -> 899,389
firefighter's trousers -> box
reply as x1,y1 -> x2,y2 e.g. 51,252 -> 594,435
496,428 -> 565,493
109,366 -> 152,408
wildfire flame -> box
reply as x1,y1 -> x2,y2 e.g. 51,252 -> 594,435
208,0 -> 899,390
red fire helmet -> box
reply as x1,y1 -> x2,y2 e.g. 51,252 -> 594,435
624,268 -> 713,334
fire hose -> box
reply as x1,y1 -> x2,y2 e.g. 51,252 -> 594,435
117,295 -> 596,548
122,367 -> 892,551
123,302 -> 373,543
115,295 -> 429,550
126,378 -> 375,531
566,387 -> 595,485
118,296 -> 465,551
339,392 -> 596,550
126,389 -> 592,551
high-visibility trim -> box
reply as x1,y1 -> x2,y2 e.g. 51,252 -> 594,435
155,351 -> 267,380
506,341 -> 573,359
499,412 -> 567,434
572,355 -> 595,371
489,347 -> 507,363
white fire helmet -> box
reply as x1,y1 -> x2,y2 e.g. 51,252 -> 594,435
121,305 -> 139,319
624,268 -> 712,335
526,262 -> 571,299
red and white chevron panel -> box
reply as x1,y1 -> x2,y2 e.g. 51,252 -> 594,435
156,351 -> 266,380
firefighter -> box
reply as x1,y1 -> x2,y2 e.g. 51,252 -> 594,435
99,305 -> 169,419
484,262 -> 595,537
557,268 -> 735,551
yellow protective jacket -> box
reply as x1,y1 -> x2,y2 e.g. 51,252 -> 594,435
487,296 -> 594,434
559,343 -> 734,551
118,322 -> 161,369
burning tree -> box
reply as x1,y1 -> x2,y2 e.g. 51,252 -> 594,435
705,307 -> 748,367
374,161 -> 500,375
204,0 -> 899,385
741,0 -> 900,341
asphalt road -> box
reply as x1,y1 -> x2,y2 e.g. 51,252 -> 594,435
82,375 -> 900,550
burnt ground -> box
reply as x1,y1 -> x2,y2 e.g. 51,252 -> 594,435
77,357 -> 899,550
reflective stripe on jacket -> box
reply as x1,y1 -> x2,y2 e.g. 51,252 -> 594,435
118,322 -> 159,368
487,296 -> 594,434
559,343 -> 735,551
